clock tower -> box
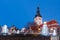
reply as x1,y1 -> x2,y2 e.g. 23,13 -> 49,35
34,7 -> 42,25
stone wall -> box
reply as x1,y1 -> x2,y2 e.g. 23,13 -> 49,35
0,34 -> 51,40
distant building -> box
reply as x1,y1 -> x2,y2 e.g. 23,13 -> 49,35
9,25 -> 17,34
34,7 -> 42,25
1,25 -> 9,34
29,6 -> 60,36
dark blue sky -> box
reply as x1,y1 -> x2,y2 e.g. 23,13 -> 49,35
0,0 -> 60,29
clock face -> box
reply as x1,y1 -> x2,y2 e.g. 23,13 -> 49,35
34,16 -> 42,25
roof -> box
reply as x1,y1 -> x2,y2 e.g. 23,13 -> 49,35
35,7 -> 42,18
30,20 -> 59,30
40,20 -> 59,28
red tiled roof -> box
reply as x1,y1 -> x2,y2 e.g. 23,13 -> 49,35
30,20 -> 59,30
47,20 -> 58,25
40,20 -> 59,28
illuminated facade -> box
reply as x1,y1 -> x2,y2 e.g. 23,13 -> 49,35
29,7 -> 60,36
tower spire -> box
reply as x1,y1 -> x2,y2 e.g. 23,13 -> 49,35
35,6 -> 42,18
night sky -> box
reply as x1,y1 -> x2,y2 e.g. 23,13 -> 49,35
0,0 -> 60,29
